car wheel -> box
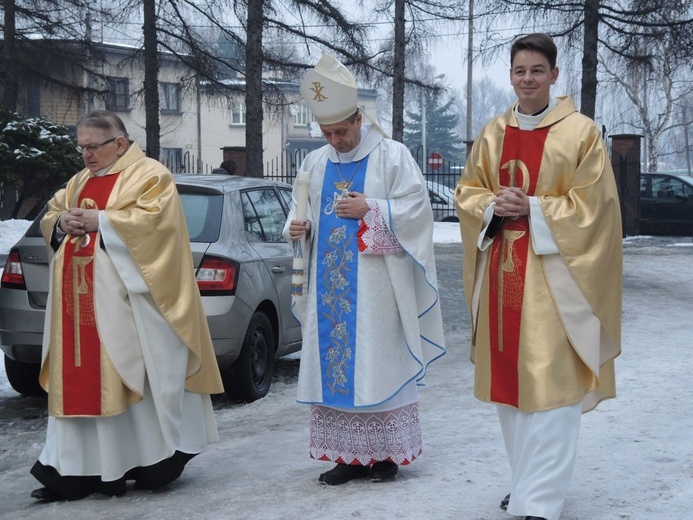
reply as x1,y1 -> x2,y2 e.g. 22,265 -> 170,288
223,311 -> 276,403
4,355 -> 45,396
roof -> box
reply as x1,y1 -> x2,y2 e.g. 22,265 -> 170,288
173,173 -> 292,192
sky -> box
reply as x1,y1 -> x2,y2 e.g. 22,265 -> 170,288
428,34 -> 512,92
1,218 -> 693,519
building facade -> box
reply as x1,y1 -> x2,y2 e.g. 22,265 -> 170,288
2,39 -> 379,179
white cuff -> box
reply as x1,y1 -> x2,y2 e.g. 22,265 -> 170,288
478,203 -> 496,251
529,197 -> 559,255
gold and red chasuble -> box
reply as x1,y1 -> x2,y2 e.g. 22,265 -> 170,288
60,174 -> 119,415
488,126 -> 550,407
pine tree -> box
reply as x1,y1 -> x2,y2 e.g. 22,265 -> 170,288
0,111 -> 82,219
404,91 -> 465,167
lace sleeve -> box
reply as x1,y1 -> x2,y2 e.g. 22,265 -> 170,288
357,200 -> 404,255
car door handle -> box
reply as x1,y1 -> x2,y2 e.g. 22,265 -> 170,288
271,266 -> 286,273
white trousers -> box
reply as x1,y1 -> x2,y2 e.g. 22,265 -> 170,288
497,402 -> 582,520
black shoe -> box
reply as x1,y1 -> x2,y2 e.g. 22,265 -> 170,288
370,461 -> 398,482
500,493 -> 510,510
99,478 -> 127,497
318,463 -> 370,485
30,487 -> 66,502
525,517 -> 548,520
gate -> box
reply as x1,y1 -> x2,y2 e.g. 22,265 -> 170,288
610,134 -> 641,237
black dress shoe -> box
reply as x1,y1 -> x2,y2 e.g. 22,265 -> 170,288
500,493 -> 510,510
370,461 -> 398,482
99,478 -> 127,497
318,463 -> 370,485
30,487 -> 66,502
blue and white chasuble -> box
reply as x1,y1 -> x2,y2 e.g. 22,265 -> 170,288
316,159 -> 367,407
284,125 -> 446,410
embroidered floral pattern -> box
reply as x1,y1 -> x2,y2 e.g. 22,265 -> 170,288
320,224 -> 355,394
309,403 -> 423,465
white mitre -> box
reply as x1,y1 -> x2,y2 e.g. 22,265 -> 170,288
300,54 -> 359,125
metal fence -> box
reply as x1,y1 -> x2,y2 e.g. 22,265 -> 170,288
163,151 -> 215,174
262,146 -> 463,222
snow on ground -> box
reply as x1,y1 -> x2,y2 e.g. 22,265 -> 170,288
0,219 -> 32,255
1,219 -> 692,519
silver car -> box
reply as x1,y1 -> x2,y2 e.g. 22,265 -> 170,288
0,174 -> 302,402
426,180 -> 459,222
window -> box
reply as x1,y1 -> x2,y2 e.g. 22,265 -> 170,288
106,77 -> 129,112
428,190 -> 447,206
653,176 -> 693,200
231,101 -> 246,125
178,191 -> 223,243
27,81 -> 41,117
278,188 -> 292,210
241,189 -> 287,243
160,82 -> 181,114
293,102 -> 309,126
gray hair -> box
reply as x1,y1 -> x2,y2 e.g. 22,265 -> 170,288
76,110 -> 130,141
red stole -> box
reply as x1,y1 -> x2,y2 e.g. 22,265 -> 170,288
488,126 -> 549,407
61,174 -> 119,415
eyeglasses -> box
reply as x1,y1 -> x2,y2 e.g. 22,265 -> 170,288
76,137 -> 117,154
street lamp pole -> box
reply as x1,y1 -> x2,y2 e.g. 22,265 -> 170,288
466,0 -> 474,142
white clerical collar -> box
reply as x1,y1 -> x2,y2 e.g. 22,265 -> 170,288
336,126 -> 371,163
515,97 -> 558,130
93,166 -> 112,177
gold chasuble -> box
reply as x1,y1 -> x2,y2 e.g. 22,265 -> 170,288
456,97 -> 622,413
40,143 -> 223,418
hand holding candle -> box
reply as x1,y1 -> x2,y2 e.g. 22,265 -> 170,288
291,171 -> 310,297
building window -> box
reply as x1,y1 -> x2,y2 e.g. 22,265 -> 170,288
231,101 -> 246,125
106,77 -> 129,112
27,81 -> 41,117
160,82 -> 181,114
293,102 -> 309,126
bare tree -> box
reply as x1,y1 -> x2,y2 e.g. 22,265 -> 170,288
2,0 -> 18,112
1,0 -> 108,113
452,75 -> 514,139
141,0 -> 372,173
143,0 -> 161,160
477,0 -> 693,120
366,0 -> 467,141
245,0 -> 264,177
601,37 -> 693,172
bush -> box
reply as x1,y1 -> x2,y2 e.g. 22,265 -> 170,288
0,111 -> 83,218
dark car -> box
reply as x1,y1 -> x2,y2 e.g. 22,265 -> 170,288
0,174 -> 302,402
640,172 -> 693,236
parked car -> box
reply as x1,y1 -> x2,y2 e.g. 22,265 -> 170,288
640,172 -> 693,236
0,174 -> 302,402
426,180 -> 459,222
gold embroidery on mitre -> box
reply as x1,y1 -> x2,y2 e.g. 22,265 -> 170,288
310,81 -> 328,102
